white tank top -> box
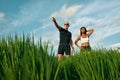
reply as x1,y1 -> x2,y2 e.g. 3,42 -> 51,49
81,36 -> 89,43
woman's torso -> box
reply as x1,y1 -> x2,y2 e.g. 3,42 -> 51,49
81,34 -> 90,47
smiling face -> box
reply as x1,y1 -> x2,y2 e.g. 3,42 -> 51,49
64,21 -> 70,30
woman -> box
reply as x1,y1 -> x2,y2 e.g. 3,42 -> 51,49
75,26 -> 94,52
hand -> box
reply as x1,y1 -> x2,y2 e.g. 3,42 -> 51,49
51,17 -> 56,22
72,47 -> 75,54
78,46 -> 82,50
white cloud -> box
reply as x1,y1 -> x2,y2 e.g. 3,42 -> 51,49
77,0 -> 120,17
0,1 -> 49,34
67,1 -> 120,48
1,0 -> 119,53
40,31 -> 59,52
33,23 -> 51,34
110,43 -> 120,48
0,12 -> 8,32
39,0 -> 120,52
103,43 -> 120,50
0,12 -> 5,20
51,5 -> 83,19
9,1 -> 47,28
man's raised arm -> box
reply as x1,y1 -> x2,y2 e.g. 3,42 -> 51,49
51,17 -> 61,30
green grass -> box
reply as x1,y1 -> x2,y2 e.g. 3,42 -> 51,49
0,34 -> 120,80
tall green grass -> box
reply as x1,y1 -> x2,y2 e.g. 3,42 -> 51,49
0,34 -> 120,80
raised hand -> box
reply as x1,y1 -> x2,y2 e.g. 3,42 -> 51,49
51,17 -> 56,22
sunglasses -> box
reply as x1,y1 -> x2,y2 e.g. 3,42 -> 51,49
64,24 -> 69,25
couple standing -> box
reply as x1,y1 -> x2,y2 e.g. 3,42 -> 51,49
51,17 -> 94,61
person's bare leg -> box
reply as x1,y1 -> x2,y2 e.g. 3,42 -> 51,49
66,54 -> 70,58
58,54 -> 63,61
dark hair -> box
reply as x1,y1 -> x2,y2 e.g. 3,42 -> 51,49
80,26 -> 87,35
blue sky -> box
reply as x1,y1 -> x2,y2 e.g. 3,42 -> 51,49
0,0 -> 120,52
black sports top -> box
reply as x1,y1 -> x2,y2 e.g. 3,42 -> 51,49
59,27 -> 71,44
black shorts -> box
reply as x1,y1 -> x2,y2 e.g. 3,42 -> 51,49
58,43 -> 71,55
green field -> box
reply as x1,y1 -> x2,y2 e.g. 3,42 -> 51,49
0,35 -> 120,80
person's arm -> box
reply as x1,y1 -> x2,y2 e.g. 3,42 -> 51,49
75,35 -> 81,49
51,17 -> 61,30
87,28 -> 94,37
70,37 -> 74,54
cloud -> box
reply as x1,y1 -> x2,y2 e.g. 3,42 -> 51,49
38,0 -> 120,53
0,12 -> 5,21
0,12 -> 5,19
77,0 -> 120,17
33,23 -> 51,34
0,1 -> 49,34
50,5 -> 83,19
0,12 -> 9,33
1,0 -> 119,53
110,43 -> 120,48
68,1 -> 120,48
10,6 -> 39,27
104,43 -> 120,50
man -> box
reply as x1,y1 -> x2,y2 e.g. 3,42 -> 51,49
51,17 -> 74,61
